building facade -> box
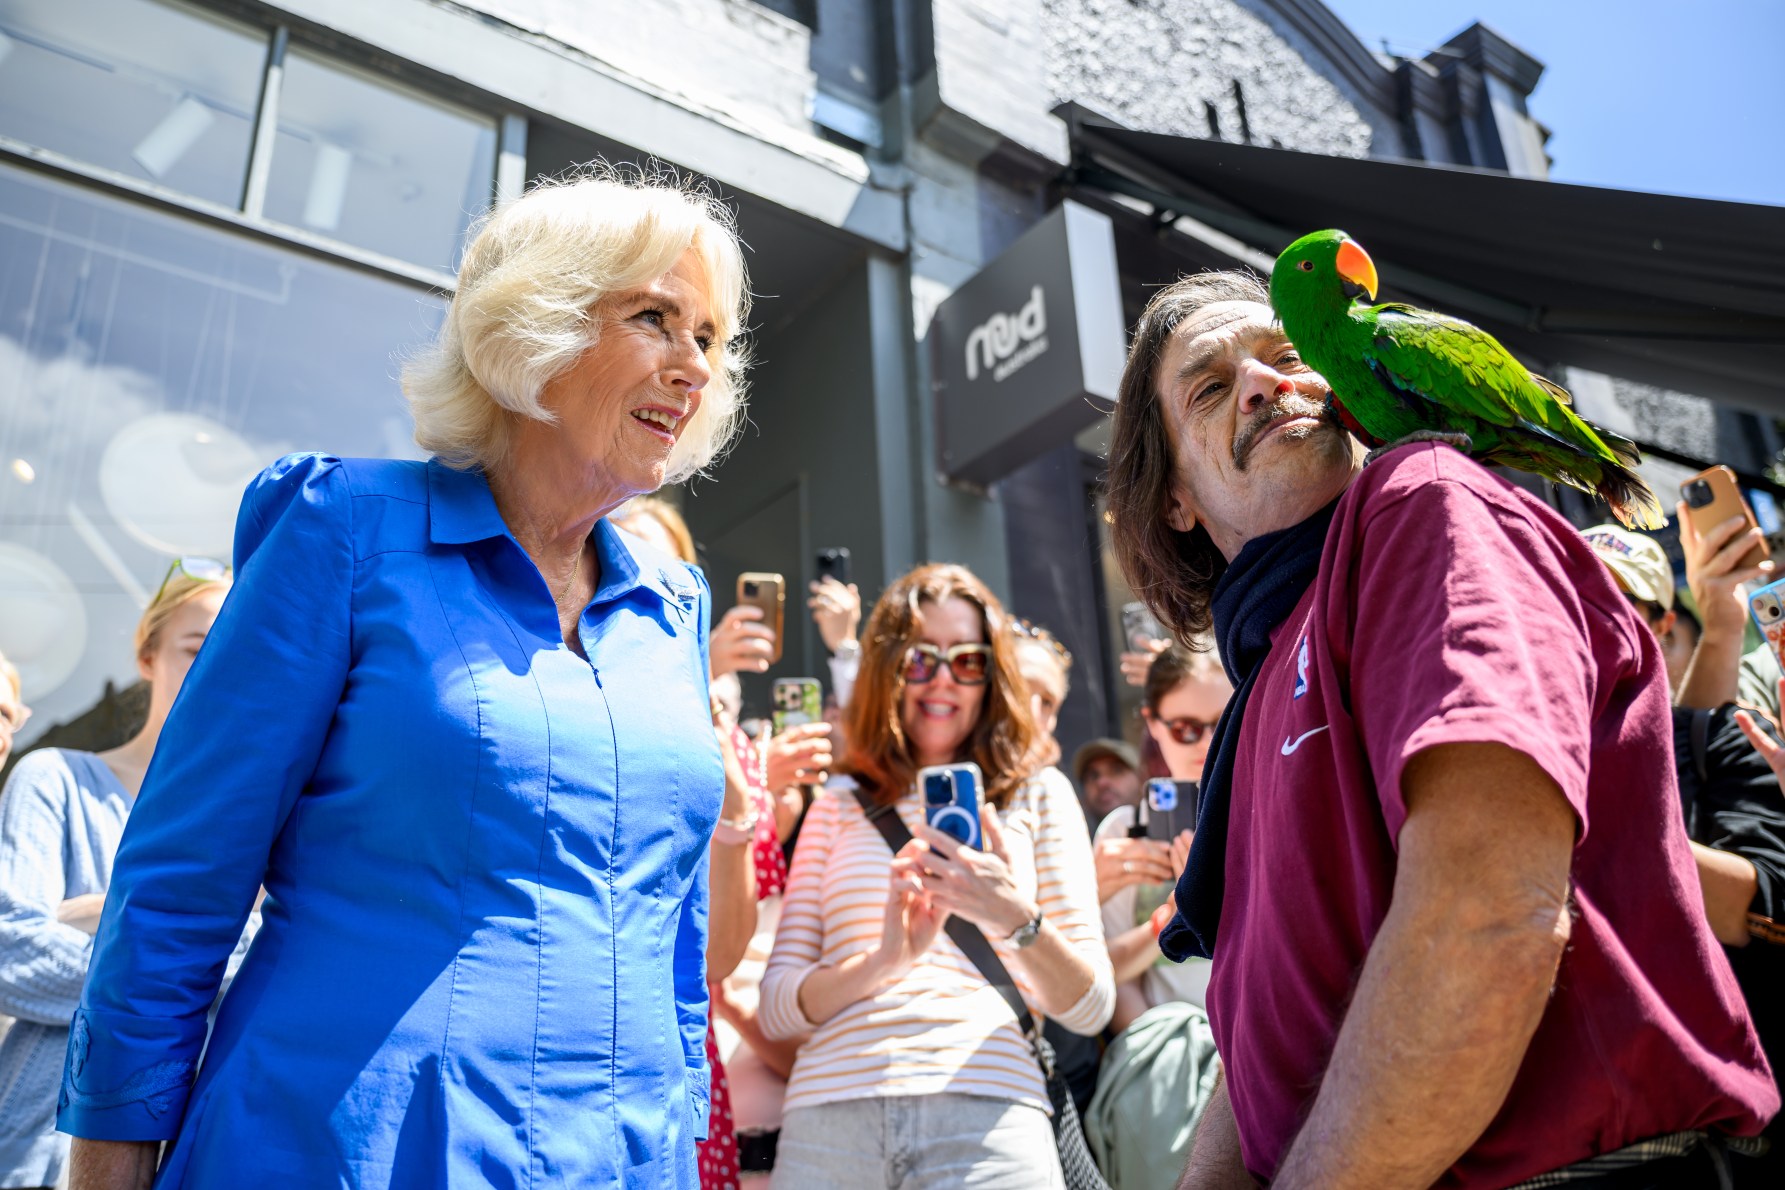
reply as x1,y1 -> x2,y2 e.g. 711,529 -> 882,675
1,0 -> 1774,766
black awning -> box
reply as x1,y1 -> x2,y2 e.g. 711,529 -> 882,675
1065,110 -> 1785,418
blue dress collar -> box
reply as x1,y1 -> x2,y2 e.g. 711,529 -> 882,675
426,459 -> 690,611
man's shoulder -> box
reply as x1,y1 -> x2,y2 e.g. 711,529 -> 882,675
1347,443 -> 1556,527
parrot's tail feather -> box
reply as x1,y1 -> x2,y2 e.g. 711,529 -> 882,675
1579,422 -> 1665,530
1532,372 -> 1574,407
1598,455 -> 1666,531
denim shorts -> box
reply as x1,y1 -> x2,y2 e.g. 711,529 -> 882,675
771,1093 -> 1066,1190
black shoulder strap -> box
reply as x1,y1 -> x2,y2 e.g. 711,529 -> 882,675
1690,707 -> 1713,788
851,787 -> 1040,1042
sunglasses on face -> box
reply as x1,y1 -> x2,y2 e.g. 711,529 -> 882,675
902,642 -> 992,686
151,556 -> 230,605
1155,714 -> 1216,746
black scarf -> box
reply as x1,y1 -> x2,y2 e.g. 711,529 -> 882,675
1158,497 -> 1339,962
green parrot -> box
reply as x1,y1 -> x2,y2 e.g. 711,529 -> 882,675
1269,229 -> 1664,530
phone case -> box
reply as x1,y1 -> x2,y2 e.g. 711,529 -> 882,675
772,677 -> 822,733
1682,467 -> 1769,571
1121,601 -> 1164,651
1749,578 -> 1785,671
919,762 -> 982,849
736,572 -> 786,665
816,548 -> 851,586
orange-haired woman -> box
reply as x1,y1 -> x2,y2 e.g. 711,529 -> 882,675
759,564 -> 1113,1188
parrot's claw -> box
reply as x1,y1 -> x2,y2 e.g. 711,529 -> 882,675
1363,430 -> 1475,467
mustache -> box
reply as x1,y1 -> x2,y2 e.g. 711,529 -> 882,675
1232,394 -> 1331,471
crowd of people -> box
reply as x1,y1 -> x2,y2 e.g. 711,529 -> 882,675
0,170 -> 1783,1190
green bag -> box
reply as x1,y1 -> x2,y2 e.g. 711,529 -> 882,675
1086,1001 -> 1222,1190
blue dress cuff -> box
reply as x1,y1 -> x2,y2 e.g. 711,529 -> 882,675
57,1007 -> 203,1141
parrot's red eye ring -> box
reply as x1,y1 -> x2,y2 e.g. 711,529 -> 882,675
1298,260 -> 1314,272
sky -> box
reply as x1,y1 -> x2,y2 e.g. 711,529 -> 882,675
1321,0 -> 1785,207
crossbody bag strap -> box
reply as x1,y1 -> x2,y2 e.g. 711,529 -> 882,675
850,788 -> 1041,1043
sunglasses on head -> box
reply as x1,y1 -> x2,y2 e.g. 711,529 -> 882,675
1154,714 -> 1216,746
151,556 -> 230,605
902,642 -> 992,686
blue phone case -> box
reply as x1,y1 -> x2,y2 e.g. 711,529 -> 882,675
1748,577 -> 1785,668
920,763 -> 982,849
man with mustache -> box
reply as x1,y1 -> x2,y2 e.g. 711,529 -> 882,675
1103,271 -> 1776,1189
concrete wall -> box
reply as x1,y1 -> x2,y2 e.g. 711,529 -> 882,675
458,0 -> 817,131
1041,0 -> 1393,157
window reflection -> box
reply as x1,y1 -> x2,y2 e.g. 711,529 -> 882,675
0,163 -> 442,741
264,49 -> 496,271
0,0 -> 265,207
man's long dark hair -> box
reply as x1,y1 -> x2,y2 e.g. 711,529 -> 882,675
1107,271 -> 1270,644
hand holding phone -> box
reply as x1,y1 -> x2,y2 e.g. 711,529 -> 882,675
736,573 -> 786,666
1679,469 -> 1776,644
709,605 -> 776,677
919,763 -> 983,849
1749,579 -> 1785,671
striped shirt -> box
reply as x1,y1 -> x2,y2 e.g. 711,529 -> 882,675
759,766 -> 1113,1115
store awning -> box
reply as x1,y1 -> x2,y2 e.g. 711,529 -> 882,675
1062,107 -> 1785,418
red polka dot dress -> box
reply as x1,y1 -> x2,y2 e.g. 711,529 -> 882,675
698,728 -> 788,1190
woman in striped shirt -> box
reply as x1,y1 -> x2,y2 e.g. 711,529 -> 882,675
761,564 -> 1114,1188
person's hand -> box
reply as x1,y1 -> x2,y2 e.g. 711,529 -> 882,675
709,605 -> 776,677
1093,835 -> 1175,902
764,722 -> 833,791
875,842 -> 946,976
1168,828 -> 1193,880
911,807 -> 1035,938
1119,636 -> 1170,687
58,893 -> 106,935
1679,502 -> 1775,643
1736,679 -> 1785,790
807,578 -> 862,654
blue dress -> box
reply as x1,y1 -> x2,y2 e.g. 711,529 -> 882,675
57,454 -> 723,1188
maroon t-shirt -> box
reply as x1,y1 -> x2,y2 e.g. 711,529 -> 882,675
1209,445 -> 1776,1186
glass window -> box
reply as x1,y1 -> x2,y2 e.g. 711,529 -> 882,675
263,49 -> 496,271
0,0 -> 266,207
0,163 -> 443,743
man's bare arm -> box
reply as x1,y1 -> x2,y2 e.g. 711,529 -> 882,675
1177,1069 -> 1255,1190
1270,742 -> 1575,1189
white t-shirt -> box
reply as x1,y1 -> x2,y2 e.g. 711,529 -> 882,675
1094,803 -> 1210,1011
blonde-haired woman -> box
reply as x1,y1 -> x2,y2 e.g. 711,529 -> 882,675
1,562 -> 247,1189
760,564 -> 1113,1188
62,171 -> 751,1190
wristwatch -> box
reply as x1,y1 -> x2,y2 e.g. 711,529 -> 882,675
1006,906 -> 1044,949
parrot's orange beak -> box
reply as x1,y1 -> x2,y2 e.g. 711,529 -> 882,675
1335,239 -> 1379,302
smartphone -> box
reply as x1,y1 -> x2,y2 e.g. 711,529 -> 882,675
919,762 -> 983,849
1682,466 -> 1769,571
1121,601 -> 1165,651
816,548 -> 851,586
1749,578 -> 1785,670
736,572 -> 786,665
772,677 -> 823,734
1133,778 -> 1195,841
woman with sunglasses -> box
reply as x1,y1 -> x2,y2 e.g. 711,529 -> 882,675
1093,642 -> 1233,1034
0,560 -> 251,1190
759,564 -> 1113,1189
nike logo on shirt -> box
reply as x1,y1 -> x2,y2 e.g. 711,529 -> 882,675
1281,725 -> 1330,755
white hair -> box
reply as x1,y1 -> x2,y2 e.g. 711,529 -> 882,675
403,164 -> 751,482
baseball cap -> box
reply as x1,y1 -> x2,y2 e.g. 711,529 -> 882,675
1582,524 -> 1673,611
1072,737 -> 1140,785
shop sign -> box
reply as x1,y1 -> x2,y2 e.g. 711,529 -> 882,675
931,201 -> 1125,485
